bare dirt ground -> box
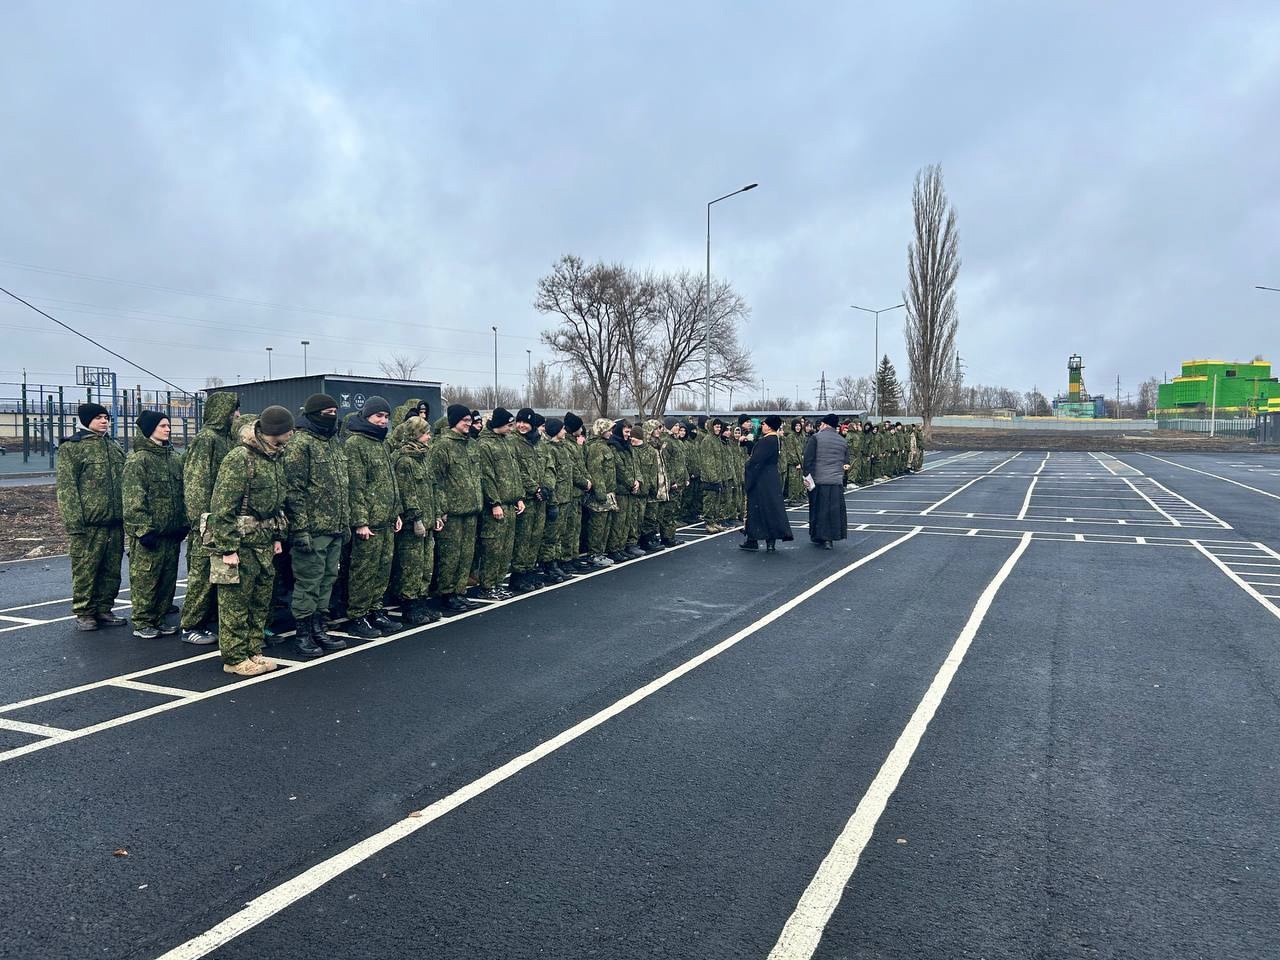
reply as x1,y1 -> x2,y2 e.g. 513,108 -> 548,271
0,484 -> 66,560
927,428 -> 1276,452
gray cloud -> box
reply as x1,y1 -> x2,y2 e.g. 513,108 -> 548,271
2,0 -> 1278,405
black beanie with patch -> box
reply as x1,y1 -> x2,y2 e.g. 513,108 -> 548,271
447,403 -> 470,428
489,407 -> 514,429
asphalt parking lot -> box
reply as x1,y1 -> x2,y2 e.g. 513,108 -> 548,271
1,450 -> 1276,959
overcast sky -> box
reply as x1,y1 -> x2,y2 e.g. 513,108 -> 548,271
2,1 -> 1278,406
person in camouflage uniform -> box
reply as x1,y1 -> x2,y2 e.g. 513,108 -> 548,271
844,417 -> 864,488
208,406 -> 293,676
658,417 -> 688,547
584,417 -> 619,566
510,408 -> 553,591
680,420 -> 702,523
634,420 -> 666,553
696,418 -> 728,532
537,417 -> 574,582
606,420 -> 641,560
390,414 -> 442,627
558,412 -> 592,571
430,404 -> 484,613
474,407 -> 523,600
282,393 -> 351,658
56,402 -> 127,631
342,396 -> 402,639
180,391 -> 240,643
122,411 -> 185,638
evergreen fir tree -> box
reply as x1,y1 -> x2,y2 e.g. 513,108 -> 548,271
875,355 -> 903,416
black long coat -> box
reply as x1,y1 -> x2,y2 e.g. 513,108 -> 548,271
743,433 -> 794,542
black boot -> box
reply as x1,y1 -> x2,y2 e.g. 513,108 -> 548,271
346,616 -> 382,639
404,599 -> 430,626
313,613 -> 347,651
766,540 -> 776,553
294,617 -> 324,659
739,539 -> 760,551
370,610 -> 398,636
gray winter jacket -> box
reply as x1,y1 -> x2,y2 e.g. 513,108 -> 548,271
802,428 -> 847,485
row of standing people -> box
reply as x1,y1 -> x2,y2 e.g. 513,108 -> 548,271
54,398 -> 923,677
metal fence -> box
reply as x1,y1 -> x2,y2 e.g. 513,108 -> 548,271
0,382 -> 204,465
1155,417 -> 1257,437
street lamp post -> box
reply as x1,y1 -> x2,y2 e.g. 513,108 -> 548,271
706,183 -> 758,416
265,346 -> 273,380
491,326 -> 498,404
526,349 -> 532,406
301,340 -> 310,377
849,302 -> 905,417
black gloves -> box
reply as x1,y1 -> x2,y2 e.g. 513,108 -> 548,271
138,531 -> 160,550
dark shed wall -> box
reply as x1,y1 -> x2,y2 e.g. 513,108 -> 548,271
204,377 -> 442,424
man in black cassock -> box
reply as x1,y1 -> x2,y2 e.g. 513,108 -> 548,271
740,415 -> 793,553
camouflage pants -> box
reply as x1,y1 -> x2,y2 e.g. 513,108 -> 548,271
216,544 -> 274,665
702,488 -> 724,525
641,499 -> 661,538
586,507 -> 614,554
434,512 -> 478,596
180,532 -> 216,630
659,499 -> 681,544
606,497 -> 629,552
559,497 -> 583,560
512,499 -> 546,573
391,526 -> 434,601
682,479 -> 701,523
477,509 -> 515,588
539,504 -> 562,563
291,533 -> 343,618
624,495 -> 644,545
127,534 -> 180,628
347,526 -> 394,619
69,525 -> 123,616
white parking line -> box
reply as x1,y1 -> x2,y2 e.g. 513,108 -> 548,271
0,717 -> 72,739
1123,477 -> 1180,527
1136,453 -> 1280,502
1194,541 -> 1280,621
766,532 -> 1033,960
1016,477 -> 1037,521
150,528 -> 927,960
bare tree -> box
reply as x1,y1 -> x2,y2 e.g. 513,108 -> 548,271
793,398 -> 813,411
832,375 -> 874,410
1024,389 -> 1051,416
204,376 -> 225,389
904,164 -> 961,438
622,270 -> 753,417
378,354 -> 425,380
536,255 -> 628,417
1136,377 -> 1160,417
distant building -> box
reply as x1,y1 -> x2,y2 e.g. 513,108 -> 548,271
1156,360 -> 1280,417
1051,354 -> 1106,418
205,374 -> 443,424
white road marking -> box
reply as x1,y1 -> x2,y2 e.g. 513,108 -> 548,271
110,679 -> 200,699
918,453 -> 1020,517
0,717 -> 72,739
1033,451 -> 1051,475
1136,453 -> 1280,502
1122,477 -> 1180,526
1193,541 -> 1280,621
0,614 -> 51,626
1015,476 -> 1037,521
150,528 -> 926,960
765,532 -> 1033,960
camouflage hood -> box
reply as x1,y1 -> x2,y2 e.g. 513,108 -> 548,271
391,415 -> 431,454
203,392 -> 239,434
237,418 -> 284,459
392,397 -> 427,424
132,424 -> 172,454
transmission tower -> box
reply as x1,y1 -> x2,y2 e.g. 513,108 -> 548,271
815,371 -> 829,408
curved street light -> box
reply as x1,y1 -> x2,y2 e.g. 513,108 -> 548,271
705,183 -> 759,415
849,302 -> 905,417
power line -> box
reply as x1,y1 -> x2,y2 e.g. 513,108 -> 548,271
0,257 -> 542,341
0,285 -> 190,395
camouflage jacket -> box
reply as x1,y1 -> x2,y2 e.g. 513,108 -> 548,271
208,422 -> 288,553
56,429 -> 125,532
393,434 -> 438,527
182,391 -> 239,525
612,439 -> 640,496
695,431 -> 726,483
547,438 -> 577,504
566,438 -> 591,497
123,428 -> 185,538
511,429 -> 546,500
662,436 -> 689,489
428,428 -> 482,516
476,429 -> 522,507
633,441 -> 658,499
584,435 -> 616,509
344,425 -> 401,529
283,418 -> 350,536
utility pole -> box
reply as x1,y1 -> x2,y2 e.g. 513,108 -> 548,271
491,326 -> 498,404
266,346 -> 273,380
301,340 -> 310,377
816,371 -> 829,409
1116,375 -> 1121,419
526,349 -> 532,407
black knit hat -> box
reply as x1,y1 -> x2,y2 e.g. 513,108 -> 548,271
531,412 -> 545,428
490,407 -> 514,429
737,413 -> 752,426
544,417 -> 564,437
361,396 -> 391,418
447,403 -> 471,428
137,410 -> 167,438
515,407 -> 536,424
78,402 -> 109,427
259,405 -> 295,436
303,393 -> 338,416
822,413 -> 840,428
563,411 -> 583,433
764,415 -> 783,431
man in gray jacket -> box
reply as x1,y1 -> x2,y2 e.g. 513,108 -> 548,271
801,413 -> 849,549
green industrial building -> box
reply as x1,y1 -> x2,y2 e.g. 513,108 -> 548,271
1156,360 -> 1280,416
